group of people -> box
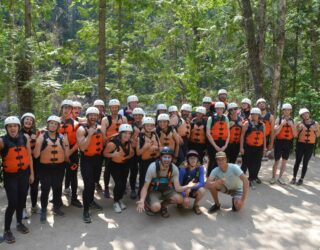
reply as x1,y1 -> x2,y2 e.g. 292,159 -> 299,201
0,89 -> 319,244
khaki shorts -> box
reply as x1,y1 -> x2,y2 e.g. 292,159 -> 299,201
146,189 -> 180,206
218,185 -> 243,200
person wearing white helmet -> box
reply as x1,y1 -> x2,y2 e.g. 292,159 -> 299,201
101,99 -> 127,198
33,115 -> 70,222
168,105 -> 180,127
60,100 -> 82,208
77,107 -> 104,223
291,109 -> 319,185
136,117 -> 160,195
206,102 -> 230,177
240,98 -> 252,121
93,99 -> 106,124
271,103 -> 297,185
104,124 -> 135,213
118,95 -> 139,124
156,113 -> 180,162
189,106 -> 207,163
240,107 -> 266,190
72,101 -> 86,123
0,116 -> 34,243
217,89 -> 228,108
180,104 -> 192,121
226,103 -> 243,163
202,96 -> 213,117
155,104 -> 168,122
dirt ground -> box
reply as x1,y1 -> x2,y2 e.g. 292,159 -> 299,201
0,156 -> 319,250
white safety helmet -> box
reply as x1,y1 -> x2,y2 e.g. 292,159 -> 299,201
86,107 -> 100,116
61,99 -> 74,108
227,102 -> 238,110
202,96 -> 212,103
118,124 -> 133,133
93,99 -> 105,107
157,113 -> 170,121
132,107 -> 145,115
250,107 -> 261,115
127,95 -> 139,103
108,99 -> 120,106
72,101 -> 82,108
142,117 -> 155,125
168,105 -> 178,113
241,98 -> 252,106
21,112 -> 35,121
195,106 -> 206,115
256,98 -> 267,105
282,103 -> 292,110
47,115 -> 61,124
180,104 -> 192,112
157,104 -> 167,111
218,89 -> 227,95
299,108 -> 310,116
215,102 -> 225,109
4,116 -> 21,127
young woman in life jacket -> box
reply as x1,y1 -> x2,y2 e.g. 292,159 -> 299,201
59,100 -> 82,208
0,116 -> 34,243
119,95 -> 139,124
77,107 -> 104,223
155,104 -> 168,123
136,147 -> 196,218
291,108 -> 320,185
20,112 -> 39,219
72,101 -> 87,124
270,103 -> 297,185
226,103 -> 243,163
240,108 -> 266,190
93,99 -> 106,125
206,102 -> 230,177
136,117 -> 160,196
33,115 -> 70,223
189,107 -> 207,163
101,99 -> 127,198
178,150 -> 205,215
240,98 -> 252,122
129,107 -> 145,199
156,113 -> 180,163
103,124 -> 135,213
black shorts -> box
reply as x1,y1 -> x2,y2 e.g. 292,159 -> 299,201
274,139 -> 293,161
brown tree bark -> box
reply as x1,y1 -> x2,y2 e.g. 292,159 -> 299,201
117,0 -> 123,90
98,0 -> 106,100
309,2 -> 319,91
270,0 -> 286,116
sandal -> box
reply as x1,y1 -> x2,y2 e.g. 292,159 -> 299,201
193,205 -> 202,215
144,205 -> 155,216
160,207 -> 170,218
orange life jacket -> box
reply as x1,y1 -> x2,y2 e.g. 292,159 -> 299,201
261,112 -> 271,137
157,126 -> 176,151
1,134 -> 30,173
40,132 -> 65,164
131,122 -> 143,148
229,116 -> 242,144
139,132 -> 161,160
177,118 -> 191,138
210,115 -> 229,141
59,118 -> 79,146
109,137 -> 134,164
276,117 -> 294,141
298,120 -> 317,144
106,114 -> 125,141
245,122 -> 264,147
81,125 -> 104,157
190,119 -> 206,144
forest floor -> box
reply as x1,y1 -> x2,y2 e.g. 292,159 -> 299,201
0,155 -> 319,250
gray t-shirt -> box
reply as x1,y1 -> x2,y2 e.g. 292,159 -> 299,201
210,163 -> 243,192
145,161 -> 179,184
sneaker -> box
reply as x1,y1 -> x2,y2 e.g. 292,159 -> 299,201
71,199 -> 83,208
296,179 -> 303,185
130,190 -> 137,200
208,204 -> 221,214
262,157 -> 269,161
249,180 -> 256,190
160,207 -> 170,218
16,223 -> 29,234
290,177 -> 296,185
63,187 -> 71,196
269,177 -> 276,184
22,208 -> 29,219
113,202 -> 122,213
52,207 -> 65,216
104,189 -> 110,198
31,205 -> 40,214
3,230 -> 15,244
83,211 -> 91,224
90,201 -> 103,211
277,177 -> 286,185
255,177 -> 262,184
95,183 -> 103,192
40,209 -> 47,223
119,200 -> 127,210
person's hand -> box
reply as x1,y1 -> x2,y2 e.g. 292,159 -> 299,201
287,120 -> 294,127
87,127 -> 96,136
112,151 -> 122,158
216,178 -> 226,186
240,147 -> 244,155
136,200 -> 145,213
220,145 -> 227,152
281,119 -> 287,126
29,173 -> 34,184
214,145 -> 221,151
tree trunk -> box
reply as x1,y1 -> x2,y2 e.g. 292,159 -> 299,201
98,0 -> 106,100
256,0 -> 266,82
270,0 -> 286,116
292,0 -> 300,115
117,0 -> 123,90
16,0 -> 33,115
309,2 -> 319,92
